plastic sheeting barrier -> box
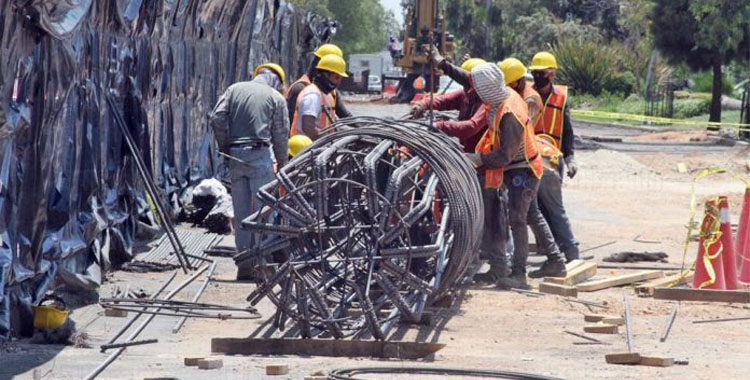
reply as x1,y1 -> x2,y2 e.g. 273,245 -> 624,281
0,0 -> 327,338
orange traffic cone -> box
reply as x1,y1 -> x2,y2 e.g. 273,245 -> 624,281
737,189 -> 750,283
718,196 -> 739,289
693,198 -> 727,290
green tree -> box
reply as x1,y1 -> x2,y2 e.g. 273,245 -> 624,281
651,0 -> 750,123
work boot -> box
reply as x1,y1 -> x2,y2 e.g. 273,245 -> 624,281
496,271 -> 530,290
528,259 -> 567,279
472,263 -> 509,284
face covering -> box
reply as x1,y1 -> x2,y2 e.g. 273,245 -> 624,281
314,74 -> 337,94
255,69 -> 283,92
532,71 -> 550,88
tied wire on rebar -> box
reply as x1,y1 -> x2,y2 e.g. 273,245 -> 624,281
236,117 -> 483,339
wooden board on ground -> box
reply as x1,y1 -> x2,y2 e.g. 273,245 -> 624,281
584,323 -> 619,334
266,364 -> 290,375
605,353 -> 641,364
544,261 -> 597,286
639,356 -> 674,367
577,270 -> 663,292
539,282 -> 578,297
653,287 -> 750,303
211,338 -> 445,359
197,358 -> 223,370
635,272 -> 694,296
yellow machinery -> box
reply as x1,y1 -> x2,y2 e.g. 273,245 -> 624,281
395,0 -> 454,75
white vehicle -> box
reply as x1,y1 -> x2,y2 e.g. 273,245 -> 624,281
368,75 -> 382,94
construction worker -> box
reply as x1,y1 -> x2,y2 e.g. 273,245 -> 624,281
529,51 -> 580,262
288,134 -> 313,159
409,57 -> 488,153
499,58 -> 567,278
291,54 -> 349,140
210,63 -> 289,280
286,44 -> 352,127
466,62 -> 546,290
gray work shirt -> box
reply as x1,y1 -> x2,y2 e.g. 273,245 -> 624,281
210,77 -> 289,166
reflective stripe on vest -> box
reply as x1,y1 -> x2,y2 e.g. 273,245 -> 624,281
534,85 -> 568,150
290,83 -> 336,137
475,91 -> 543,189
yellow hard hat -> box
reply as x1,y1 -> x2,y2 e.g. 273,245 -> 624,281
254,63 -> 286,85
316,54 -> 349,77
529,51 -> 558,71
499,58 -> 527,84
288,135 -> 313,157
314,44 -> 344,59
460,58 -> 487,73
33,305 -> 69,330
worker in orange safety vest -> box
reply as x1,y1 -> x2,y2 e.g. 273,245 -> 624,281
291,54 -> 348,140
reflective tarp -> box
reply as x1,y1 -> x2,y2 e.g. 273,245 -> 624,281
0,0 -> 324,338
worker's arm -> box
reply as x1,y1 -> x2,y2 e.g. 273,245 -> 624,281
299,91 -> 322,140
270,93 -> 290,168
286,82 -> 306,126
420,88 -> 463,112
526,97 -> 541,126
334,90 -> 353,118
438,60 -> 471,88
480,114 -> 523,168
434,102 -> 487,140
561,107 -> 575,158
209,88 -> 231,153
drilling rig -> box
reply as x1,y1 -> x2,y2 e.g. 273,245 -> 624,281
389,0 -> 455,103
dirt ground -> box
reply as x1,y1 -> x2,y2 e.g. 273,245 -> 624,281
5,103 -> 750,380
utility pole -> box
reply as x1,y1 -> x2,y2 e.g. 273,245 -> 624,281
485,0 -> 492,55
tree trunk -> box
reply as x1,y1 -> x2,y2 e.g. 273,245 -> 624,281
708,53 -> 723,128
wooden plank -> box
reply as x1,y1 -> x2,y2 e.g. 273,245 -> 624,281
266,364 -> 290,375
636,272 -> 693,296
577,271 -> 663,292
653,287 -> 750,303
184,357 -> 203,366
602,317 -> 625,326
605,353 -> 641,364
197,358 -> 223,370
544,262 -> 597,286
583,314 -> 608,322
639,356 -> 674,367
539,282 -> 578,297
211,338 -> 445,359
584,323 -> 619,334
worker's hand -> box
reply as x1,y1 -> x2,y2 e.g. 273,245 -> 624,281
565,155 -> 578,178
465,153 -> 483,169
426,45 -> 445,66
409,102 -> 425,119
460,53 -> 472,65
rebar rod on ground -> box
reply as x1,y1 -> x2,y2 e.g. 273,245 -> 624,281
84,265 -> 209,380
99,338 -> 158,351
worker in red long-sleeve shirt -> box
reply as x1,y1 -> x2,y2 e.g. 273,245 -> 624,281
408,57 -> 487,152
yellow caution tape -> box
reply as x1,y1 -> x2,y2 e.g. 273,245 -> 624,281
674,168 -> 750,288
571,109 -> 750,133
146,193 -> 162,227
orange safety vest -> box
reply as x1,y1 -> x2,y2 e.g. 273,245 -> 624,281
536,135 -> 562,170
534,85 -> 568,150
475,91 -> 544,189
290,83 -> 336,137
286,74 -> 338,108
521,84 -> 543,127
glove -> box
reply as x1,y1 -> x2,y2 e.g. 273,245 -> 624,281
564,155 -> 578,178
465,153 -> 483,169
409,102 -> 425,119
460,53 -> 472,65
425,45 -> 445,66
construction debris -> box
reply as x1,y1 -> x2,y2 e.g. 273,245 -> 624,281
635,272 -> 693,296
539,282 -> 578,297
237,118 -> 483,339
197,358 -> 223,370
605,353 -> 642,364
99,338 -> 158,352
104,309 -> 129,318
266,364 -> 290,375
603,251 -> 668,263
660,302 -> 679,342
184,358 -> 203,366
564,330 -> 609,345
584,324 -> 619,334
544,260 -> 597,286
653,287 -> 750,303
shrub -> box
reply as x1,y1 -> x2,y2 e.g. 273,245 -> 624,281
691,71 -> 734,96
603,71 -> 636,96
552,39 -> 616,96
673,98 -> 711,118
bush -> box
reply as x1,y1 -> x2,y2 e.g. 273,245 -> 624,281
673,98 -> 711,119
552,39 -> 616,96
691,71 -> 734,96
603,71 -> 636,96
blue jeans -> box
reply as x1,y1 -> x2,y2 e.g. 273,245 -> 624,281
538,167 -> 580,261
229,146 -> 275,276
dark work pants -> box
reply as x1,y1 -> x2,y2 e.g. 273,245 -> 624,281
538,167 -> 580,261
505,168 -> 541,275
479,185 -> 510,274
